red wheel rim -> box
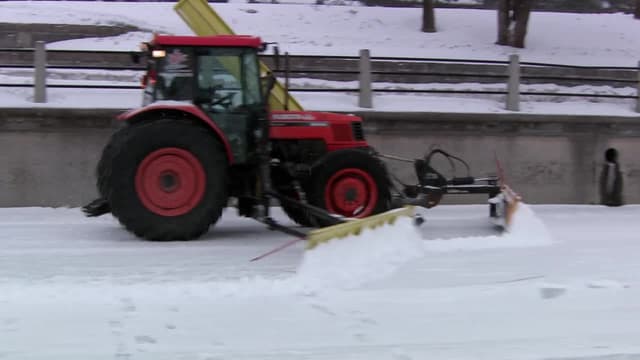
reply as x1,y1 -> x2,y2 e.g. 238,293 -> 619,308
324,168 -> 378,218
135,147 -> 206,217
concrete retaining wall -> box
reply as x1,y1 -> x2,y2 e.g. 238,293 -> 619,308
359,112 -> 640,205
1,108 -> 639,207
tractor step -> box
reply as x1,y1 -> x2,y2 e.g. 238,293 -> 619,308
82,197 -> 111,217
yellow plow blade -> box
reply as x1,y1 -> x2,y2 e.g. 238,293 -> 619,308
306,206 -> 416,250
503,185 -> 521,229
173,0 -> 304,111
490,184 -> 522,231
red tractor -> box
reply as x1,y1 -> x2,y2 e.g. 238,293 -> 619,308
84,34 -> 504,241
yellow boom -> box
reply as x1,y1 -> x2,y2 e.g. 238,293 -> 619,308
173,0 -> 304,111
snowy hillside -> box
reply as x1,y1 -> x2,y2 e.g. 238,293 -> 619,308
0,1 -> 639,66
1,1 -> 639,114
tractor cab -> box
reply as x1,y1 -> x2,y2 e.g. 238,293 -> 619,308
140,35 -> 270,163
141,35 -> 266,108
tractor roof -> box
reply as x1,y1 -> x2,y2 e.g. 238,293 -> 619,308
152,34 -> 263,49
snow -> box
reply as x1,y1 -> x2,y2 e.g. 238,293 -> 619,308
1,3 -> 639,357
296,216 -> 426,289
2,204 -> 640,359
420,202 -> 554,252
1,84 -> 638,115
1,2 -> 638,115
0,1 -> 639,67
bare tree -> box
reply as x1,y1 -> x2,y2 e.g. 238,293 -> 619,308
512,0 -> 533,47
496,0 -> 534,48
422,0 -> 436,32
635,0 -> 640,19
496,0 -> 510,45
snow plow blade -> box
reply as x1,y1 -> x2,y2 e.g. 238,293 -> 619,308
306,206 -> 417,250
490,184 -> 522,231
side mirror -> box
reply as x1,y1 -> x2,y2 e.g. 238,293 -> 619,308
261,72 -> 276,103
273,46 -> 280,70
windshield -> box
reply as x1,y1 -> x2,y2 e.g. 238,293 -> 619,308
154,47 -> 195,102
148,46 -> 262,111
196,48 -> 262,111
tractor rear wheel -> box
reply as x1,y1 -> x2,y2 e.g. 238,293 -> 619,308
108,119 -> 228,241
307,149 -> 391,226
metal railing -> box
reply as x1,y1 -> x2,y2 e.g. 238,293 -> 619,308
1,42 -> 638,112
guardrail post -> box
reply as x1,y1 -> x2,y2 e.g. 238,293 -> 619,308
358,49 -> 373,108
506,54 -> 520,111
33,41 -> 47,103
636,60 -> 640,113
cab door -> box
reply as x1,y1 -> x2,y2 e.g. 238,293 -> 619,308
194,48 -> 263,164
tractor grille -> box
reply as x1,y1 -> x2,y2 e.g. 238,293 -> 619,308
351,122 -> 365,141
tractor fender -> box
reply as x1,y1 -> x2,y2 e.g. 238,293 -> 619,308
117,103 -> 234,164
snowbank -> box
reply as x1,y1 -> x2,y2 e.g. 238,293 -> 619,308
295,216 -> 425,289
138,203 -> 553,298
421,202 -> 554,252
289,203 -> 553,290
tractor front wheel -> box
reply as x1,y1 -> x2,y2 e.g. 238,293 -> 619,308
108,119 -> 228,241
307,149 -> 391,226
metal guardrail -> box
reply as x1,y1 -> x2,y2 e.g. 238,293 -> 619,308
1,44 -> 639,111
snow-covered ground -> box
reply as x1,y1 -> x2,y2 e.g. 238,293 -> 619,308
1,3 -> 639,358
2,204 -> 640,359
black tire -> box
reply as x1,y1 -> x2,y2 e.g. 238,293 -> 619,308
306,149 -> 391,226
108,118 -> 228,241
97,123 -> 133,198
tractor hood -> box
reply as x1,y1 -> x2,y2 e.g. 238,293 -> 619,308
269,110 -> 362,125
117,104 -> 368,154
269,110 -> 368,150
118,106 -> 363,127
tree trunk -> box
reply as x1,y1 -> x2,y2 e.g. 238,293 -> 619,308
496,0 -> 511,45
512,0 -> 532,48
496,0 -> 533,48
635,0 -> 640,19
422,0 -> 436,33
